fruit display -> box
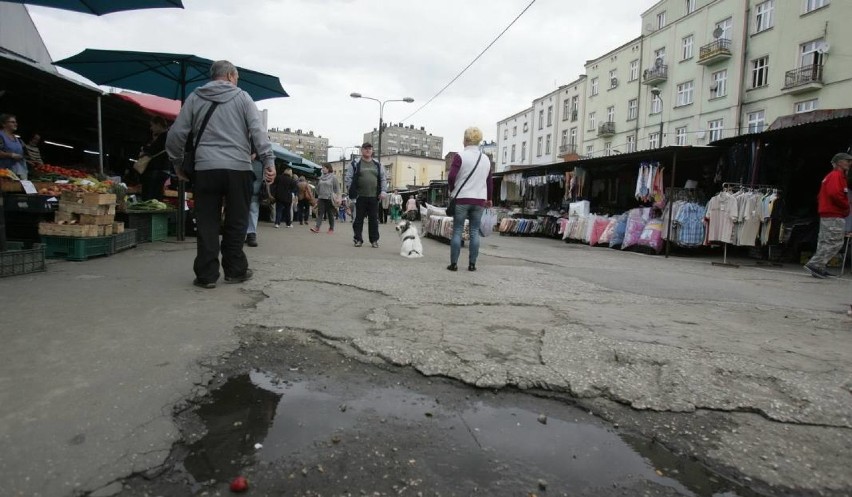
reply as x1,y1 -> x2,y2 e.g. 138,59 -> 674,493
33,164 -> 91,180
37,178 -> 116,196
0,168 -> 20,180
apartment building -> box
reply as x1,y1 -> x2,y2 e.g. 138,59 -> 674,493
267,128 -> 330,163
556,76 -> 587,160
583,38 -> 643,158
363,124 -> 443,160
496,107 -> 533,172
530,87 -> 563,166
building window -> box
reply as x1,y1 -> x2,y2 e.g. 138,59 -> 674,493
654,47 -> 666,65
627,134 -> 637,152
588,112 -> 596,131
521,141 -> 527,160
571,96 -> 579,121
591,77 -> 599,96
545,134 -> 552,154
629,60 -> 639,81
502,147 -> 507,163
676,81 -> 694,106
586,144 -> 594,158
604,142 -> 612,156
511,144 -> 516,162
716,17 -> 733,40
547,105 -> 553,126
711,70 -> 728,98
800,38 -> 824,69
606,106 -> 615,123
561,129 -> 568,146
538,110 -> 544,129
675,126 -> 688,146
569,127 -> 577,145
657,11 -> 666,29
651,94 -> 662,114
805,0 -> 829,13
609,69 -> 618,88
747,110 -> 766,133
649,132 -> 660,149
686,0 -> 696,14
755,1 -> 774,33
523,122 -> 529,132
503,128 -> 508,139
794,98 -> 818,113
536,137 -> 543,156
627,99 -> 638,120
682,35 -> 694,60
512,126 -> 517,136
751,56 -> 769,88
563,99 -> 569,120
708,119 -> 724,142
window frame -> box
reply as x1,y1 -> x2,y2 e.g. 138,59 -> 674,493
510,144 -> 516,162
561,129 -> 568,146
547,105 -> 553,127
708,119 -> 724,142
747,110 -> 766,133
628,98 -> 638,120
650,94 -> 662,114
629,60 -> 639,81
536,137 -> 543,157
521,141 -> 527,160
588,111 -> 596,131
682,35 -> 694,60
794,98 -> 818,113
627,134 -> 637,153
676,80 -> 695,107
751,56 -> 769,88
649,132 -> 660,149
710,69 -> 728,98
805,0 -> 829,13
591,77 -> 599,96
545,134 -> 552,155
754,0 -> 774,33
657,11 -> 666,29
716,17 -> 733,40
606,105 -> 615,123
675,126 -> 688,146
538,110 -> 544,130
686,0 -> 696,14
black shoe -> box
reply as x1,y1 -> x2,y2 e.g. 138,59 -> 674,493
803,264 -> 827,279
193,279 -> 216,289
468,264 -> 476,272
246,234 -> 258,247
447,263 -> 458,272
224,269 -> 253,284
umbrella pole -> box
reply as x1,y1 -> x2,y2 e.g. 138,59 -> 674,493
97,95 -> 104,175
177,74 -> 187,241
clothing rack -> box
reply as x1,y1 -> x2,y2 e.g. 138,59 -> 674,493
711,182 -> 781,268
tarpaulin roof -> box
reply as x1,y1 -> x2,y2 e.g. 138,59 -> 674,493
112,91 -> 180,120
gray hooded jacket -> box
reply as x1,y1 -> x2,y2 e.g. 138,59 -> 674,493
166,80 -> 274,172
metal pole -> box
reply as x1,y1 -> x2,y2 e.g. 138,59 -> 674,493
97,95 -> 104,175
665,149 -> 677,258
177,68 -> 187,241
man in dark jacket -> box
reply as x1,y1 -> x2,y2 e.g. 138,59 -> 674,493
344,142 -> 387,248
804,152 -> 851,278
273,168 -> 298,228
166,60 -> 275,289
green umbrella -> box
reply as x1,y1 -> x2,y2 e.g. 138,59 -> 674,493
0,0 -> 183,15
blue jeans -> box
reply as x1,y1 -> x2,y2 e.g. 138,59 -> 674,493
246,196 -> 259,235
450,204 -> 484,266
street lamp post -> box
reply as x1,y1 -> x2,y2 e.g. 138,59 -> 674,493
650,86 -> 664,149
349,93 -> 414,166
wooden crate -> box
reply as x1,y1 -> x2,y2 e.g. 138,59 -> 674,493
0,178 -> 22,192
60,191 -> 116,205
38,222 -> 100,237
58,201 -> 116,216
112,222 -> 125,234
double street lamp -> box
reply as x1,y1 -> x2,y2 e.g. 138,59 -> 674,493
650,86 -> 664,149
349,93 -> 414,166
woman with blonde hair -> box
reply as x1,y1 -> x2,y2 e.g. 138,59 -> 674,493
447,127 -> 492,272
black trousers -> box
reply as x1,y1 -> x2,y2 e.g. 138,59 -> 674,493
379,205 -> 388,223
352,196 -> 380,243
193,169 -> 253,283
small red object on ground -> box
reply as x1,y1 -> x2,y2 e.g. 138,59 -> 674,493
229,476 -> 249,493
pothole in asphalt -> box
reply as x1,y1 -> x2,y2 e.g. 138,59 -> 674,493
181,369 -> 759,496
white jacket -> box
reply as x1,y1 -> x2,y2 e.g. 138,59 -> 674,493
451,146 -> 489,200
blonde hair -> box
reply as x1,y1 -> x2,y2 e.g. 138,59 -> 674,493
463,127 -> 482,146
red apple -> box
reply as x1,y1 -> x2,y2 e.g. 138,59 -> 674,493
229,475 -> 249,493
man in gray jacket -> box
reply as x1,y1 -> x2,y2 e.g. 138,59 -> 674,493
166,60 -> 275,289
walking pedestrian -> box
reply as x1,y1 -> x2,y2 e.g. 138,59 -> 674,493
166,60 -> 275,289
390,189 -> 403,222
338,196 -> 348,222
296,176 -> 313,225
344,142 -> 387,248
405,195 -> 418,221
447,127 -> 492,272
804,152 -> 851,278
380,187 -> 390,223
273,168 -> 297,228
311,163 -> 340,234
245,154 -> 263,247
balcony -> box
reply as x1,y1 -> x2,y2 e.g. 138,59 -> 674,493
559,144 -> 577,155
642,64 -> 668,85
782,64 -> 824,94
698,38 -> 732,65
598,122 -> 616,137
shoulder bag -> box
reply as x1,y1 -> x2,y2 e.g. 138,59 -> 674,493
181,102 -> 219,180
446,152 -> 482,217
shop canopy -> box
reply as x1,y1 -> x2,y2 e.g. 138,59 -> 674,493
0,0 -> 183,15
112,92 -> 180,120
271,143 -> 321,176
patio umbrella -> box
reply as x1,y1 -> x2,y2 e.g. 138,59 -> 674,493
0,0 -> 183,15
53,49 -> 289,102
54,49 -> 289,240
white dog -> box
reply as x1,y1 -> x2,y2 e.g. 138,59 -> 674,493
395,220 -> 423,258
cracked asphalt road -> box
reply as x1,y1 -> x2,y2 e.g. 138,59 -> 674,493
0,221 -> 850,496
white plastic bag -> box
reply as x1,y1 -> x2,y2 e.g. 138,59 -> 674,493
480,209 -> 496,237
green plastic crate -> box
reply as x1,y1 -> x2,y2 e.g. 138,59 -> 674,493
151,213 -> 168,242
42,236 -> 112,261
126,211 -> 171,243
1,243 -> 46,277
110,229 -> 138,254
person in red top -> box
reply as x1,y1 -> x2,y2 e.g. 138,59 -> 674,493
804,152 -> 851,278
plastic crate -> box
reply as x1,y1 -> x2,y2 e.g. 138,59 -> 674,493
3,193 -> 58,213
110,229 -> 138,254
1,243 -> 46,277
42,235 -> 112,261
126,211 -> 171,243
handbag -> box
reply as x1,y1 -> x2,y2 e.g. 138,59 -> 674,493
132,149 -> 166,175
446,152 -> 483,216
180,102 -> 219,180
332,193 -> 342,208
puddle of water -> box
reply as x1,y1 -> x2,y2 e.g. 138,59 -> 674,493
183,371 -> 759,496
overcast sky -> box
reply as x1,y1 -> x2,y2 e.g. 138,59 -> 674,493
30,0 -> 659,158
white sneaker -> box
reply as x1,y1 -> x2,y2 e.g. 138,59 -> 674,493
274,224 -> 280,228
